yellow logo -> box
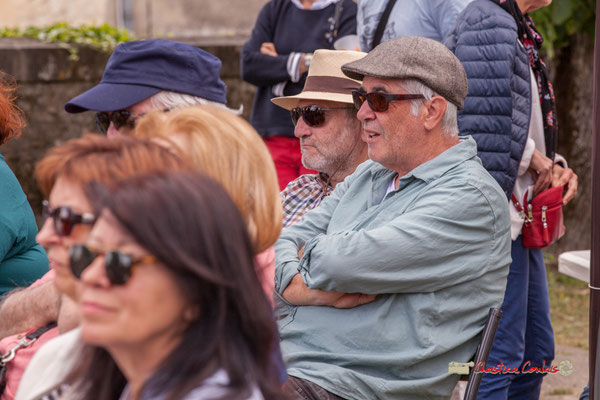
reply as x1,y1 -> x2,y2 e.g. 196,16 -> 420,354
448,361 -> 474,375
558,360 -> 573,376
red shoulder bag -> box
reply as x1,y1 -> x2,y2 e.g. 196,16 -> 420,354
511,186 -> 566,249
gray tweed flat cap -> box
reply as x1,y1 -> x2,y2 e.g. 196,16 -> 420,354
341,36 -> 468,109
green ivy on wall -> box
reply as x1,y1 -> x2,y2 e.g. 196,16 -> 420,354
530,0 -> 596,58
0,23 -> 134,60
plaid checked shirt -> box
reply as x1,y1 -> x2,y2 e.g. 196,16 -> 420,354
281,173 -> 333,228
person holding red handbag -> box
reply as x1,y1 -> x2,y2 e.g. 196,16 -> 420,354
446,0 -> 578,397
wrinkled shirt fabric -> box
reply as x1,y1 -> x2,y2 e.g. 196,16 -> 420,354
275,137 -> 511,399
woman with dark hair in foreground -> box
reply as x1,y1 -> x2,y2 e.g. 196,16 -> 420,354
64,171 -> 284,400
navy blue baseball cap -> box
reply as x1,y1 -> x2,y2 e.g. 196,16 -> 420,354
65,39 -> 227,113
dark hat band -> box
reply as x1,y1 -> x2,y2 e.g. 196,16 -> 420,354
303,76 -> 360,95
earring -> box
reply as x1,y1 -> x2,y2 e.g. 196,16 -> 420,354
183,307 -> 198,322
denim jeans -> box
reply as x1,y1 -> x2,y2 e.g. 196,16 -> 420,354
477,236 -> 555,399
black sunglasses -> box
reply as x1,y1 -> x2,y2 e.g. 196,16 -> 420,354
95,108 -> 172,135
95,110 -> 137,134
351,90 -> 424,112
68,244 -> 156,285
290,105 -> 352,127
42,200 -> 96,237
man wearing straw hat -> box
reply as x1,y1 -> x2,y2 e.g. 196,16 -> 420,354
274,36 -> 511,399
272,49 -> 368,228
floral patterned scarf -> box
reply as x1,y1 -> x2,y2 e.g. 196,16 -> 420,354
492,0 -> 558,160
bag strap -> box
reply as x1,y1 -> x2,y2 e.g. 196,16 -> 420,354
371,0 -> 398,49
510,194 -> 523,212
511,190 -> 534,224
332,0 -> 344,40
26,323 -> 57,341
0,322 -> 57,365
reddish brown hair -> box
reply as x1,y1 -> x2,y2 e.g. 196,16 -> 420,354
35,134 -> 189,197
0,75 -> 25,145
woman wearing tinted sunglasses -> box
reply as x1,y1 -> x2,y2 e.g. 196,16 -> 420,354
132,106 -> 288,388
64,172 -> 283,400
9,135 -> 186,400
34,135 -> 187,306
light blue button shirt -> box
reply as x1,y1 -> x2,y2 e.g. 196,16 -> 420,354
275,137 -> 511,399
357,0 -> 473,50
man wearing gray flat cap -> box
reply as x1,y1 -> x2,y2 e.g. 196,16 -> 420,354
274,36 -> 511,399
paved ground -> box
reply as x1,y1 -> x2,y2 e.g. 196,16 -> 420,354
540,344 -> 588,399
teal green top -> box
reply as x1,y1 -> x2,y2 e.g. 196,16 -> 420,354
0,153 -> 48,296
274,137 -> 511,399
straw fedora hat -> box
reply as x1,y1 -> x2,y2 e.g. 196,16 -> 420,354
271,49 -> 367,110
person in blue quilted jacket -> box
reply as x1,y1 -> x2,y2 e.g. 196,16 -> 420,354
445,0 -> 578,398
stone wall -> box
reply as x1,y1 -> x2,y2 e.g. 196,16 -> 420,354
0,0 -> 115,28
0,37 -> 256,225
0,0 -> 267,39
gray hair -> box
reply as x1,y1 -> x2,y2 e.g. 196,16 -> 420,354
398,79 -> 458,137
149,91 -> 243,115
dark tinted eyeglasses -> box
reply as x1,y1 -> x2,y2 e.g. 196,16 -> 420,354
42,200 -> 96,237
351,90 -> 424,112
290,105 -> 352,127
68,244 -> 156,285
95,110 -> 138,134
95,108 -> 172,135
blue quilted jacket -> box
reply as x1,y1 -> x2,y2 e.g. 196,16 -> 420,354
445,0 -> 530,198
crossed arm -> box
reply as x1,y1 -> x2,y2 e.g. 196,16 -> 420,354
282,271 -> 376,308
240,2 -> 293,86
0,280 -> 60,339
276,178 -> 510,301
276,171 -> 377,308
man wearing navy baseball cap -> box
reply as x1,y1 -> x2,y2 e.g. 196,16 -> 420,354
65,39 -> 234,137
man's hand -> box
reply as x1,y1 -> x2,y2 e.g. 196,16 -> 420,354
299,54 -> 310,75
282,274 -> 376,308
528,148 -> 553,195
0,281 -> 60,339
552,164 -> 578,205
260,42 -> 278,57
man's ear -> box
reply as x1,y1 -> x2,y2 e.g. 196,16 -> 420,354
422,97 -> 447,131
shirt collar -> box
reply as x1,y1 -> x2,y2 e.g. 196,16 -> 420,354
287,172 -> 332,193
370,136 -> 479,185
315,172 -> 333,195
290,0 -> 340,10
406,136 -> 478,183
